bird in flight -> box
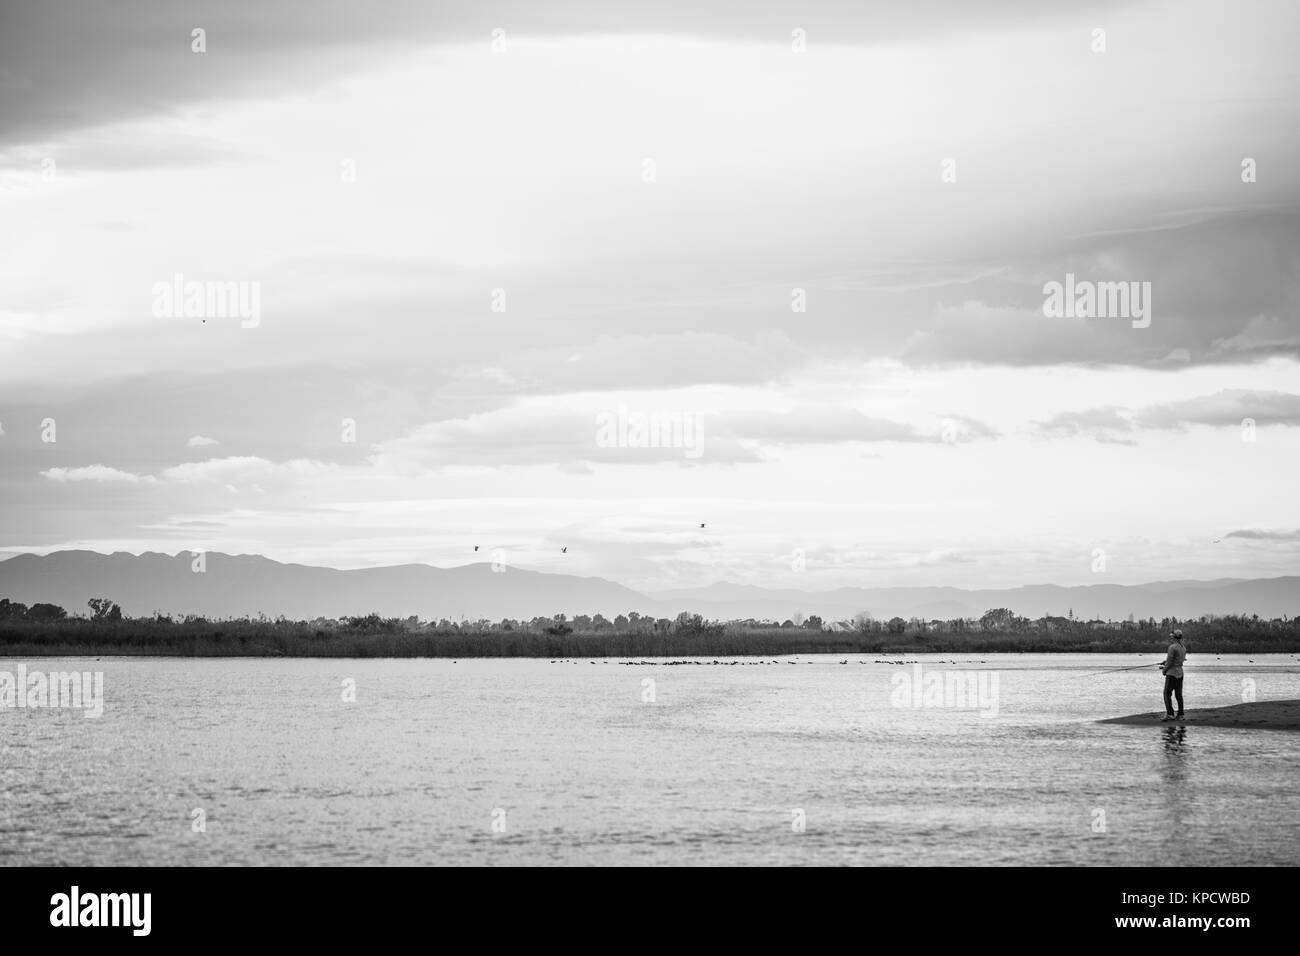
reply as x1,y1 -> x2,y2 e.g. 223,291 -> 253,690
561,547 -> 568,554
474,545 -> 480,551
700,523 -> 706,529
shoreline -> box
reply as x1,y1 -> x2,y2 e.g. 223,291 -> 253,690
1099,699 -> 1300,731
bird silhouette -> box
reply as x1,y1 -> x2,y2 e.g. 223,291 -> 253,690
561,547 -> 567,554
474,545 -> 480,551
700,523 -> 706,529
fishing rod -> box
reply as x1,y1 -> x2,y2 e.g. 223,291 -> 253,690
1089,661 -> 1162,677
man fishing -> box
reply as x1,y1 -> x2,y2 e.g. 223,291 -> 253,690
1158,629 -> 1188,722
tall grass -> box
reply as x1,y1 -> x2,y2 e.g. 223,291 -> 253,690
1,614 -> 1296,657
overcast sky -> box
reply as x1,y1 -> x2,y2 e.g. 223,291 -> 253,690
1,0 -> 1298,591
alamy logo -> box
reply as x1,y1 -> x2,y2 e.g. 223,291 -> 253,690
0,665 -> 103,718
1042,272 -> 1151,328
595,404 -> 704,459
50,886 -> 151,936
890,665 -> 1000,718
151,273 -> 261,327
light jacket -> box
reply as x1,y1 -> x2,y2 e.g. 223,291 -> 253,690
1161,640 -> 1187,678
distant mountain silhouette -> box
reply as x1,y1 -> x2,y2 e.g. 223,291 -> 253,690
0,551 -> 657,621
0,550 -> 1296,622
649,578 -> 1300,623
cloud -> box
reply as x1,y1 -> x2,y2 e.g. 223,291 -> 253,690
940,414 -> 1000,442
41,465 -> 153,483
4,20 -> 1298,402
717,407 -> 934,444
469,333 -> 807,394
1037,390 -> 1300,441
903,301 -> 1139,368
187,435 -> 220,447
373,405 -> 754,469
0,130 -> 240,175
1135,390 -> 1300,430
160,456 -> 330,483
902,208 -> 1300,370
38,456 -> 331,488
0,0 -> 1131,148
1225,529 -> 1300,541
1035,407 -> 1137,444
370,399 -> 954,471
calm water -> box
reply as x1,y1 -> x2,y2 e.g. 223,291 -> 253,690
2,653 -> 1297,866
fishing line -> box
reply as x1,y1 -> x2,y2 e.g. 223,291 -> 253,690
1087,661 -> 1162,677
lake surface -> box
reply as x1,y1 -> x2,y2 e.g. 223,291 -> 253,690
2,653 -> 1297,865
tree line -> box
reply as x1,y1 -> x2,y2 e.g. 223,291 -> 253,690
1,597 -> 1296,645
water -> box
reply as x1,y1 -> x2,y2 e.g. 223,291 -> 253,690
2,653 -> 1297,866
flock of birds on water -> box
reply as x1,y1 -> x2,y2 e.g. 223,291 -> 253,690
555,659 -> 987,666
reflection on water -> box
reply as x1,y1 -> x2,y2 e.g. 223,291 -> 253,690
1161,724 -> 1189,765
0,654 -> 1297,866
1157,724 -> 1190,859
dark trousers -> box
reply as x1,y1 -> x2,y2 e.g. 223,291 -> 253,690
1163,676 -> 1184,716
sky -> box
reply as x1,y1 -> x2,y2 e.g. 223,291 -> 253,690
1,0 -> 1299,591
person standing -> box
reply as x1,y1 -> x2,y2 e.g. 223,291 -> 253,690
1159,629 -> 1188,721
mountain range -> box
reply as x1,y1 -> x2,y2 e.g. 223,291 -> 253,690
0,550 -> 1296,623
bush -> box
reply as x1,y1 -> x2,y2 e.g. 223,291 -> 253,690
27,603 -> 68,622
